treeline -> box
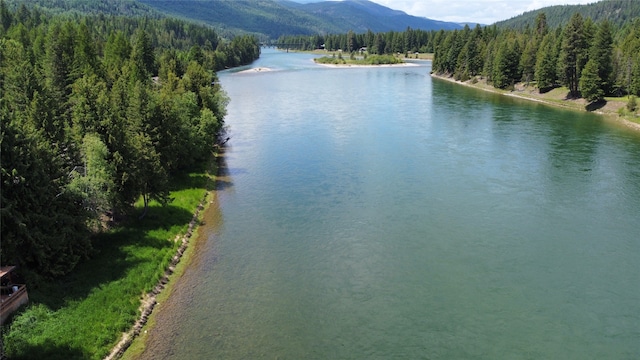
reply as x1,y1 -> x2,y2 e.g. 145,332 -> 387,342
432,13 -> 640,102
279,10 -> 640,104
0,2 -> 260,278
496,0 -> 640,31
276,28 -> 440,54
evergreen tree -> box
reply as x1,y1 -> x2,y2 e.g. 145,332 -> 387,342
70,74 -> 109,142
535,32 -> 558,90
492,36 -> 521,89
630,53 -> 640,96
589,20 -> 613,95
559,13 -> 587,97
482,40 -> 495,82
103,31 -> 131,79
535,12 -> 549,39
1,109 -> 91,277
0,0 -> 12,34
130,29 -> 155,83
579,58 -> 604,102
520,38 -> 538,84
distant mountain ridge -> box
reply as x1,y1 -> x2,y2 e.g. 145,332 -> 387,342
292,0 -> 463,31
138,0 -> 464,39
496,0 -> 640,29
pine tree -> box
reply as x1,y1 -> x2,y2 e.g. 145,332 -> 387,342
520,38 -> 538,84
589,20 -> 614,95
535,32 -> 558,91
0,0 -> 12,33
579,58 -> 604,102
130,29 -> 155,83
559,13 -> 587,97
104,31 -> 132,78
492,36 -> 521,89
535,12 -> 549,39
630,54 -> 640,96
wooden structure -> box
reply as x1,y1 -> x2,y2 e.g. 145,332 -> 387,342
0,266 -> 29,325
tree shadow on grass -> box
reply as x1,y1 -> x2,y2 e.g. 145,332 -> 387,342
585,99 -> 607,112
169,173 -> 216,192
127,204 -> 196,232
5,339 -> 86,360
539,85 -> 558,94
28,204 -> 195,311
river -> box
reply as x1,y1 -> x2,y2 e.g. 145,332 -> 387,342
139,48 -> 640,359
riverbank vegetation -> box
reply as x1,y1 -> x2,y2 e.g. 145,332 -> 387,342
314,53 -> 402,66
2,170 -> 213,359
0,0 -> 258,279
1,1 -> 258,358
431,13 -> 640,117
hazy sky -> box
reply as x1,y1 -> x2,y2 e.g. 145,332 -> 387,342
366,0 -> 596,24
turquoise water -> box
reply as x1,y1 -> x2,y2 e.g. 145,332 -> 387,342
140,49 -> 640,359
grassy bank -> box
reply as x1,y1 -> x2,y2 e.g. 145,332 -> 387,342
1,163 -> 216,360
431,74 -> 640,131
315,53 -> 403,66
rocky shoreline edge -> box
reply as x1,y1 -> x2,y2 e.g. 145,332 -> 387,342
104,190 -> 211,359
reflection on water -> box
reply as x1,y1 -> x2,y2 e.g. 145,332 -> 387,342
140,49 -> 640,359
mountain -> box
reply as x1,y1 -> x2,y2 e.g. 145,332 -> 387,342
138,0 -> 463,39
290,0 -> 463,32
138,0 -> 332,38
2,0 -> 162,17
495,0 -> 640,29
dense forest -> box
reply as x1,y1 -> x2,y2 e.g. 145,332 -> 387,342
0,0 -> 260,279
431,13 -> 640,102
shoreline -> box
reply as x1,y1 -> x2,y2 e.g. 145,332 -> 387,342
430,73 -> 640,133
105,193 -> 209,360
108,154 -> 222,360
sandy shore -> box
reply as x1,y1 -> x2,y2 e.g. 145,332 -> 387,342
431,73 -> 640,133
237,67 -> 273,74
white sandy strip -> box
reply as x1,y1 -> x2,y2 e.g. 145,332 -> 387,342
237,67 -> 273,74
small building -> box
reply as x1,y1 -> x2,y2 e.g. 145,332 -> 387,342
1,266 -> 29,325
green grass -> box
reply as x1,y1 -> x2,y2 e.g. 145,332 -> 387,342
314,53 -> 403,65
1,170 -> 214,360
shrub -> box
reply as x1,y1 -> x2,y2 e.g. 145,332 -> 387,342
627,95 -> 637,113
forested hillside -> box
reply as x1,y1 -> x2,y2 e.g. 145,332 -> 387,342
431,12 -> 640,105
291,0 -> 462,32
0,0 -> 260,279
2,0 -> 162,17
139,0 -> 331,39
139,0 -> 463,40
496,0 -> 640,30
